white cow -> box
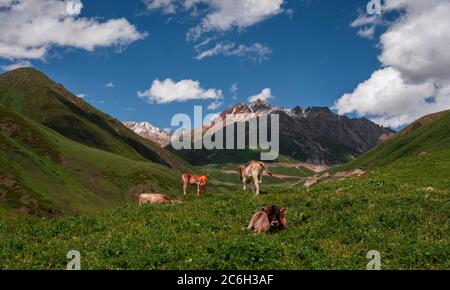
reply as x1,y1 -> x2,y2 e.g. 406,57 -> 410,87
238,162 -> 273,195
138,194 -> 181,205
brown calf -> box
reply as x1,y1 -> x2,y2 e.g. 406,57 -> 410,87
182,173 -> 209,196
247,205 -> 288,234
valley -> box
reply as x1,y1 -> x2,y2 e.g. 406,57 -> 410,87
0,68 -> 448,270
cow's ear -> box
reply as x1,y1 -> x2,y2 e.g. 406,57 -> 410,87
261,208 -> 268,213
281,208 -> 288,215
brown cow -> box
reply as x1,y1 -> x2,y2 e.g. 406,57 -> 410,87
247,205 -> 288,234
182,173 -> 209,196
138,194 -> 181,205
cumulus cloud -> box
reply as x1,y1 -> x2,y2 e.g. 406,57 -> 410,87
138,78 -> 223,104
145,0 -> 285,37
248,88 -> 275,103
0,0 -> 146,60
335,67 -> 443,128
336,0 -> 450,128
194,42 -> 272,62
186,0 -> 285,40
1,60 -> 33,72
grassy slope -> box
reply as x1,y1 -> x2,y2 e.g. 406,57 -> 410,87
0,110 -> 448,269
0,68 -> 191,172
330,110 -> 450,188
0,68 -> 197,218
0,181 -> 447,269
0,105 -> 191,218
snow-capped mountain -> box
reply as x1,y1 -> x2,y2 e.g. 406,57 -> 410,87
181,99 -> 395,165
124,121 -> 171,147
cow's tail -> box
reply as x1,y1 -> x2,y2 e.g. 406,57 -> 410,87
261,163 -> 273,176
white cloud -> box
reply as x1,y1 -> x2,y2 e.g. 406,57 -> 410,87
76,93 -> 86,99
145,0 -> 285,39
286,8 -> 294,19
379,0 -> 450,83
187,0 -> 285,40
334,68 -> 444,127
230,83 -> 238,100
207,100 -> 223,110
337,0 -> 450,127
248,88 -> 275,103
230,83 -> 238,94
105,82 -> 115,88
350,12 -> 383,40
1,60 -> 33,72
357,26 -> 376,39
351,14 -> 381,28
143,0 -> 178,14
194,42 -> 272,62
0,0 -> 147,60
138,78 -> 223,104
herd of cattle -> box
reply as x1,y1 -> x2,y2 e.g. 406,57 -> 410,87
138,161 -> 288,234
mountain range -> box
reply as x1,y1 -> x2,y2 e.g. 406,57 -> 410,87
127,99 -> 394,165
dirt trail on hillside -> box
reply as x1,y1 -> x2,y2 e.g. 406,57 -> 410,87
271,163 -> 329,173
221,170 -> 301,180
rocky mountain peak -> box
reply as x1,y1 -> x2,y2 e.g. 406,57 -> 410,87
123,121 -> 171,147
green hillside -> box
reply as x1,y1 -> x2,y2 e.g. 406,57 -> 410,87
0,68 -> 198,219
0,105 -> 190,218
0,110 -> 448,269
330,110 -> 450,188
0,68 -> 190,171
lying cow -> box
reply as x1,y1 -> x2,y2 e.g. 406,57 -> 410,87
182,173 -> 209,196
239,161 -> 273,195
138,194 -> 181,205
247,205 -> 288,234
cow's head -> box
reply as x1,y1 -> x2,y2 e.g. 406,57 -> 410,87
198,175 -> 209,188
265,205 -> 288,231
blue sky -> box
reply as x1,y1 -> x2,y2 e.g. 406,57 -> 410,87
1,0 -> 449,129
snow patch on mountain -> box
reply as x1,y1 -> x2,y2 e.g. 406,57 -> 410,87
124,121 -> 171,147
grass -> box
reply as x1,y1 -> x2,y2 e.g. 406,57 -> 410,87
0,172 -> 448,269
0,105 -> 200,218
1,109 -> 449,270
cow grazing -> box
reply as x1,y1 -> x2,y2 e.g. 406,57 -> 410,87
239,162 -> 273,195
182,173 -> 209,196
247,205 -> 288,234
138,194 -> 181,205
